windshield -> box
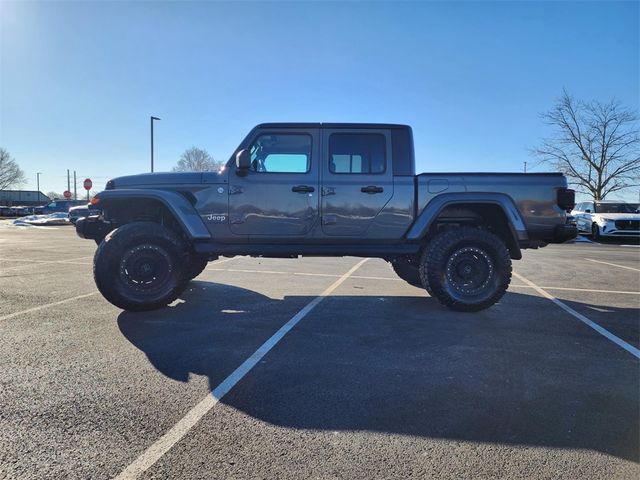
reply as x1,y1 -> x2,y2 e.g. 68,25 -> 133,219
594,202 -> 639,214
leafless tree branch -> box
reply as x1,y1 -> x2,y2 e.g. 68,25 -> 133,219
532,91 -> 639,200
0,148 -> 27,190
173,147 -> 224,172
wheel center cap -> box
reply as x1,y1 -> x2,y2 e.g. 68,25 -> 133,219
462,265 -> 473,275
140,263 -> 152,275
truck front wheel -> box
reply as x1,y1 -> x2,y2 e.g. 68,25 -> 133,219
420,227 -> 512,312
185,254 -> 209,280
93,222 -> 189,311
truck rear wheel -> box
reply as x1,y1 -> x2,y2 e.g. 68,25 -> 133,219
93,222 -> 189,311
390,257 -> 423,288
390,256 -> 434,295
420,227 -> 511,312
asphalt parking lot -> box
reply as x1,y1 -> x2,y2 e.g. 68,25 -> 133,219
1,224 -> 638,479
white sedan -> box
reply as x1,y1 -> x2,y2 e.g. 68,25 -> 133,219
571,201 -> 640,239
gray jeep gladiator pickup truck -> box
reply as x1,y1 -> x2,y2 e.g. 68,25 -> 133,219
77,123 -> 576,312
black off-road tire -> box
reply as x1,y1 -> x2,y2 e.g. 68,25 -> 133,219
186,254 -> 209,280
173,254 -> 211,297
420,227 -> 512,312
93,222 -> 189,311
391,256 -> 434,295
390,257 -> 423,288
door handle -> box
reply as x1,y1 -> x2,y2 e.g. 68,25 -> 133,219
292,185 -> 315,193
361,185 -> 384,194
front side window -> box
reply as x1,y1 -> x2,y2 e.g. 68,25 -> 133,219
329,133 -> 386,174
249,134 -> 311,173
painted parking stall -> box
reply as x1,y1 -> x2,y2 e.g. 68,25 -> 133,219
0,225 -> 638,479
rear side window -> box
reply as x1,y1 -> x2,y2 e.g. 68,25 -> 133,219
329,133 -> 386,174
249,134 -> 311,173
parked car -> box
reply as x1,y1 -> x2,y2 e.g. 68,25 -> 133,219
34,199 -> 87,215
571,201 -> 640,239
0,206 -> 33,217
76,122 -> 576,313
68,204 -> 100,224
0,206 -> 13,216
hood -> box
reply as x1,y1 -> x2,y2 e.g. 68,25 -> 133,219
108,171 -> 227,188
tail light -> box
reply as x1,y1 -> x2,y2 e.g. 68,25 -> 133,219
557,188 -> 575,212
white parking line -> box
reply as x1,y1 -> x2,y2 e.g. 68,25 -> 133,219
205,267 -> 400,282
0,257 -> 91,265
509,285 -> 640,295
0,256 -> 235,271
513,272 -> 640,360
207,267 -> 336,277
203,257 -> 236,268
0,292 -> 98,322
205,267 -> 640,294
585,258 -> 640,272
0,256 -> 94,272
114,258 -> 368,480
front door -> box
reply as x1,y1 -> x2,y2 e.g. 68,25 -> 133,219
228,129 -> 320,237
321,129 -> 394,236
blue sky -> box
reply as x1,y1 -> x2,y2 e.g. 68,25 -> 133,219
1,1 -> 638,199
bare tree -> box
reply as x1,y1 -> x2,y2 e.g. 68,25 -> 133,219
46,191 -> 63,199
173,147 -> 223,172
0,148 -> 27,190
533,90 -> 639,200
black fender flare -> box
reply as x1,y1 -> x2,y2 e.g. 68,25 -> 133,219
406,193 -> 528,257
94,189 -> 211,240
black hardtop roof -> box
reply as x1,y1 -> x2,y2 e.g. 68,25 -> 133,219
256,122 -> 411,130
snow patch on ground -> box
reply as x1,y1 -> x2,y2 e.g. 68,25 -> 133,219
4,213 -> 71,227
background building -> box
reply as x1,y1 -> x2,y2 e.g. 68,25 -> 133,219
0,190 -> 49,206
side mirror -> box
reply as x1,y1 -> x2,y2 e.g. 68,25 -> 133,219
235,149 -> 251,176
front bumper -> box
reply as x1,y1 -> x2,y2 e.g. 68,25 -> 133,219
599,229 -> 640,237
75,215 -> 113,241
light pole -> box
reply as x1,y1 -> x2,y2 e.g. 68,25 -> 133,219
150,116 -> 161,172
36,172 -> 42,193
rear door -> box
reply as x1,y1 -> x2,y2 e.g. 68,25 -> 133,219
228,128 -> 320,237
320,128 -> 393,236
